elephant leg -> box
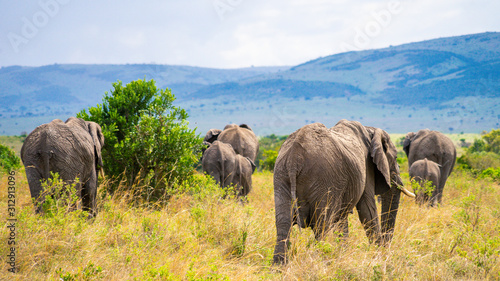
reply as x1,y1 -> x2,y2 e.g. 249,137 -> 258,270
339,214 -> 349,239
273,182 -> 293,264
82,171 -> 98,217
356,190 -> 381,245
25,168 -> 45,213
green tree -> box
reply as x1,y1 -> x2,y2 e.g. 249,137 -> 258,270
0,143 -> 21,174
77,79 -> 202,199
482,129 -> 500,154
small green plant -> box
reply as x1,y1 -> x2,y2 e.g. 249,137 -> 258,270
410,177 -> 435,202
56,261 -> 103,281
39,172 -> 82,217
0,143 -> 21,173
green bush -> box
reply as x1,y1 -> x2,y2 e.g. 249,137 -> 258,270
256,134 -> 287,170
0,143 -> 21,174
261,150 -> 278,171
478,168 -> 500,182
459,128 -> 500,178
457,152 -> 500,172
77,79 -> 202,200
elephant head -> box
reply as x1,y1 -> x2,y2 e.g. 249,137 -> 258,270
403,132 -> 416,156
203,129 -> 222,144
368,126 -> 414,243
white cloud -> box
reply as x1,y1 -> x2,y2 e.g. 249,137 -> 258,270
0,0 -> 498,68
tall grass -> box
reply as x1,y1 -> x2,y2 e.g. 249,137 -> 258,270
1,166 -> 499,280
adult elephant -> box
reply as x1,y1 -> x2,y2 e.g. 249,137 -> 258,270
203,124 -> 259,163
202,141 -> 256,198
273,120 -> 415,264
409,158 -> 441,205
21,117 -> 104,217
403,129 -> 456,207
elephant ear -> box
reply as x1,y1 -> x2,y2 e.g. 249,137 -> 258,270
246,157 -> 256,173
370,128 -> 394,189
403,132 -> 415,156
239,124 -> 253,131
204,129 -> 222,144
87,121 -> 104,168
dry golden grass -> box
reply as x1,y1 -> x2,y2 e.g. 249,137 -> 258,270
1,167 -> 499,280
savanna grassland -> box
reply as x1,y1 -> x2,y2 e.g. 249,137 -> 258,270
1,135 -> 499,280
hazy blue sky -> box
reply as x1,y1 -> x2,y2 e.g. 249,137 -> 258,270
1,0 -> 498,68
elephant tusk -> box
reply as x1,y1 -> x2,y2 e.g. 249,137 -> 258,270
399,185 -> 415,198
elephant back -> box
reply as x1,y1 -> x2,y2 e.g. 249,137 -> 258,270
21,118 -> 95,182
218,125 -> 259,162
408,130 -> 456,168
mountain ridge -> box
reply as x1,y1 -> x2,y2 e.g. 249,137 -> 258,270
0,32 -> 498,135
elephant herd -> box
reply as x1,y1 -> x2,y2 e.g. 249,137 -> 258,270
20,117 -> 456,265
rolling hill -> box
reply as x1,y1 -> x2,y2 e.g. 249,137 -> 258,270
0,32 -> 499,136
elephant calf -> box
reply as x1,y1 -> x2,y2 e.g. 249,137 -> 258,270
202,141 -> 256,198
21,117 -> 104,217
409,158 -> 441,206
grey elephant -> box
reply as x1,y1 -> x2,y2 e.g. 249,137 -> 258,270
202,141 -> 256,198
409,158 -> 441,206
273,120 -> 415,264
21,117 -> 104,216
403,129 -> 456,206
203,124 -> 259,163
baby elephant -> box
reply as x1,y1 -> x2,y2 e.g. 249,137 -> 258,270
202,141 -> 256,198
409,158 -> 441,206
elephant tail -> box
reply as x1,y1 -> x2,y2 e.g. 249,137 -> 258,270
39,149 -> 54,180
423,158 -> 429,181
289,166 -> 302,229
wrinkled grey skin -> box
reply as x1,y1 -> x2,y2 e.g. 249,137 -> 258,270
202,141 -> 256,198
21,117 -> 104,217
273,120 -> 413,264
403,129 -> 456,206
203,124 -> 259,163
409,158 -> 441,206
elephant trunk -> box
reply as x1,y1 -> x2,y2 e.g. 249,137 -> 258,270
380,176 -> 403,245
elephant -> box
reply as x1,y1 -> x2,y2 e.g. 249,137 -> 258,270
21,117 -> 104,217
272,120 -> 415,264
202,141 -> 256,198
409,158 -> 441,206
203,124 -> 259,163
403,129 -> 456,206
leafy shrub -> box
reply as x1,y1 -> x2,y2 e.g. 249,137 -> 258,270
457,152 -> 500,172
459,129 -> 500,178
77,79 -> 202,200
260,150 -> 278,171
256,134 -> 287,170
0,143 -> 21,173
478,168 -> 500,182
